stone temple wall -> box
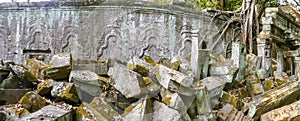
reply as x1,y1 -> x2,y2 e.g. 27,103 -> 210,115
0,1 -> 226,65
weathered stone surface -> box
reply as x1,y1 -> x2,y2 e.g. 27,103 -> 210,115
36,79 -> 54,96
156,64 -> 193,89
273,71 -> 289,87
188,83 -> 211,118
10,64 -> 37,82
261,99 -> 300,121
51,82 -> 80,103
209,60 -> 238,76
83,96 -> 122,121
0,75 -> 21,89
249,83 -> 264,97
143,77 -> 161,98
70,70 -> 104,103
0,89 -> 31,105
108,63 -> 147,98
248,81 -> 300,120
233,111 -> 244,121
160,88 -> 194,115
25,59 -> 46,80
18,91 -> 48,112
197,76 -> 226,108
0,67 -> 9,83
76,104 -> 94,121
20,105 -> 72,121
221,91 -> 244,110
263,77 -> 274,91
0,105 -> 30,121
218,103 -> 238,121
46,52 -> 72,80
152,101 -> 181,121
123,96 -> 152,121
73,59 -> 109,76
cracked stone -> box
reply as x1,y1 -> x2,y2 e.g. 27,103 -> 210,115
108,63 -> 147,98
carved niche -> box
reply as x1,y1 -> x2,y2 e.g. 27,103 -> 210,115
97,11 -> 170,61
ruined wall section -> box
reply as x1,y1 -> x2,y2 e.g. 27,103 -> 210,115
0,1 -> 224,67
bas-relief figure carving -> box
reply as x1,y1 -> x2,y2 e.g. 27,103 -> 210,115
0,1 -> 221,71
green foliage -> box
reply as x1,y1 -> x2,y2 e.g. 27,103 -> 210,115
188,0 -> 281,11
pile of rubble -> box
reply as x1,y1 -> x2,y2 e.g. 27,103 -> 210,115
0,51 -> 300,121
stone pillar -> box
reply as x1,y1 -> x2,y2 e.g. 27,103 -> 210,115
276,47 -> 284,72
231,42 -> 240,68
294,57 -> 300,81
191,29 -> 200,80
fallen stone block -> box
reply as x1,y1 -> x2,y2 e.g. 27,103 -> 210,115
0,89 -> 31,105
123,96 -> 152,121
168,80 -> 194,96
83,96 -> 122,121
36,79 -> 54,96
273,71 -> 289,87
1,105 -> 30,120
160,88 -> 194,115
248,81 -> 300,120
261,99 -> 300,121
0,66 -> 10,83
20,105 -> 72,121
9,64 -> 37,82
152,101 -> 181,121
46,52 -> 72,80
18,91 -> 48,112
221,91 -> 244,110
69,70 -> 104,103
188,83 -> 211,119
197,76 -> 226,108
233,111 -> 244,121
143,77 -> 161,98
51,82 -> 79,103
25,59 -> 46,79
209,60 -> 238,77
217,103 -> 238,121
76,104 -> 94,121
108,63 -> 147,98
128,56 -> 151,77
156,64 -> 193,89
249,83 -> 264,97
263,77 -> 274,91
0,75 -> 21,89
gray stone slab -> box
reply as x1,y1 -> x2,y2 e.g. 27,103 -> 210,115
20,105 -> 72,121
